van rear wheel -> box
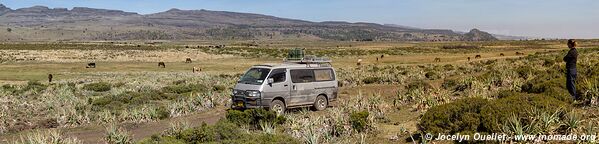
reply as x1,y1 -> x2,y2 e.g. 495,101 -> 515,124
313,95 -> 328,111
270,100 -> 285,115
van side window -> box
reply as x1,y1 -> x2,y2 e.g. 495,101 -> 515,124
269,68 -> 286,83
290,69 -> 315,83
314,69 -> 334,81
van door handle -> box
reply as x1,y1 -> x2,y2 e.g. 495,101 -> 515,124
284,84 -> 288,87
293,85 -> 296,90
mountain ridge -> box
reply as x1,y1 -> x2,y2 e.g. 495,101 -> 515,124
0,4 -> 499,41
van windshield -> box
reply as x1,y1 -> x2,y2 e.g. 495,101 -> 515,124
239,68 -> 271,85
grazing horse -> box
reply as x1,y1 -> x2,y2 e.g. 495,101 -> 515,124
357,59 -> 362,66
376,57 -> 379,62
380,55 -> 384,59
86,63 -> 96,68
434,58 -> 441,62
158,62 -> 166,68
515,52 -> 524,55
475,55 -> 482,59
467,57 -> 471,61
500,53 -> 505,56
48,74 -> 53,83
185,58 -> 192,63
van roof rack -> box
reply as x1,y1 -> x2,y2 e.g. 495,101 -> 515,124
284,48 -> 332,67
284,55 -> 332,67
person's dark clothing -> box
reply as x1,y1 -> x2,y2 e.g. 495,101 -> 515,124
563,48 -> 578,99
563,48 -> 578,71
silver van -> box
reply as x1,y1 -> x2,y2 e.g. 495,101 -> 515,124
231,58 -> 338,115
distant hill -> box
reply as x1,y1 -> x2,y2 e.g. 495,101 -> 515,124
462,29 -> 498,41
0,4 -> 499,41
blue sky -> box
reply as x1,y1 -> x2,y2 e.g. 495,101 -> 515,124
2,0 -> 598,38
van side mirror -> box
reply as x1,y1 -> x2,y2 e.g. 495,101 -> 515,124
267,78 -> 274,84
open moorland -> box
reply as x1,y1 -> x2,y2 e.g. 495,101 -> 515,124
0,40 -> 598,143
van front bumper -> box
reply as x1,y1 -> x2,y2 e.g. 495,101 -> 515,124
231,96 -> 270,109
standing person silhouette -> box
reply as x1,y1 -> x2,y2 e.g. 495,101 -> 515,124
563,39 -> 578,100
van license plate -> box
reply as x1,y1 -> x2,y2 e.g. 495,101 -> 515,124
236,101 -> 244,107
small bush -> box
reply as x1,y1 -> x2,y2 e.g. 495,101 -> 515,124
226,109 -> 286,128
350,110 -> 369,132
419,98 -> 489,134
420,93 -> 570,134
22,81 -> 47,92
162,83 -> 208,94
104,125 -> 133,144
140,121 -> 300,144
425,71 -> 440,80
362,77 -> 382,84
155,106 -> 170,120
407,80 -> 432,92
441,79 -> 458,90
480,94 -> 570,132
212,85 -> 227,91
83,82 -> 112,92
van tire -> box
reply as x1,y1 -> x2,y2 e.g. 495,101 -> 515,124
313,95 -> 328,111
270,100 -> 285,115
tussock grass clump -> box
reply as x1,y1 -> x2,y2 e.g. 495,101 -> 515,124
83,82 -> 112,92
104,125 -> 133,144
349,111 -> 370,133
15,129 -> 80,144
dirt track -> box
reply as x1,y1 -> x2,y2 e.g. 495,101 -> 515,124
0,108 -> 226,144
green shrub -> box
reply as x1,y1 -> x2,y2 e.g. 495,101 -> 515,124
480,94 -> 570,132
155,106 -> 170,120
441,79 -> 458,90
141,121 -> 300,144
407,80 -> 432,92
443,64 -> 455,71
350,110 -> 369,132
1,84 -> 17,93
162,83 -> 208,94
420,92 -> 571,134
419,98 -> 489,134
83,82 -> 112,92
362,76 -> 382,84
425,71 -> 440,80
226,109 -> 286,128
104,125 -> 133,144
212,85 -> 227,92
21,81 -> 47,93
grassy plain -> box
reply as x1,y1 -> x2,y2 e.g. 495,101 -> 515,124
0,40 -> 598,143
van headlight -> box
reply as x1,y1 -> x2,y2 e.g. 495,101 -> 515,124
232,89 -> 239,95
246,90 -> 261,97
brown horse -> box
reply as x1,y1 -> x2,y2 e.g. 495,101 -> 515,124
434,58 -> 441,62
86,63 -> 96,68
185,58 -> 192,63
500,53 -> 505,56
48,74 -> 53,83
475,55 -> 482,59
158,62 -> 166,68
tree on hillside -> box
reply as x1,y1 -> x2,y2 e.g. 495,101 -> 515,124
6,28 -> 11,32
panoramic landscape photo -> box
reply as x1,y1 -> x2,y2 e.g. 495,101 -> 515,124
0,0 -> 598,143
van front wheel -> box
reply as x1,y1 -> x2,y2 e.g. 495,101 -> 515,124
313,95 -> 328,111
270,100 -> 285,115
